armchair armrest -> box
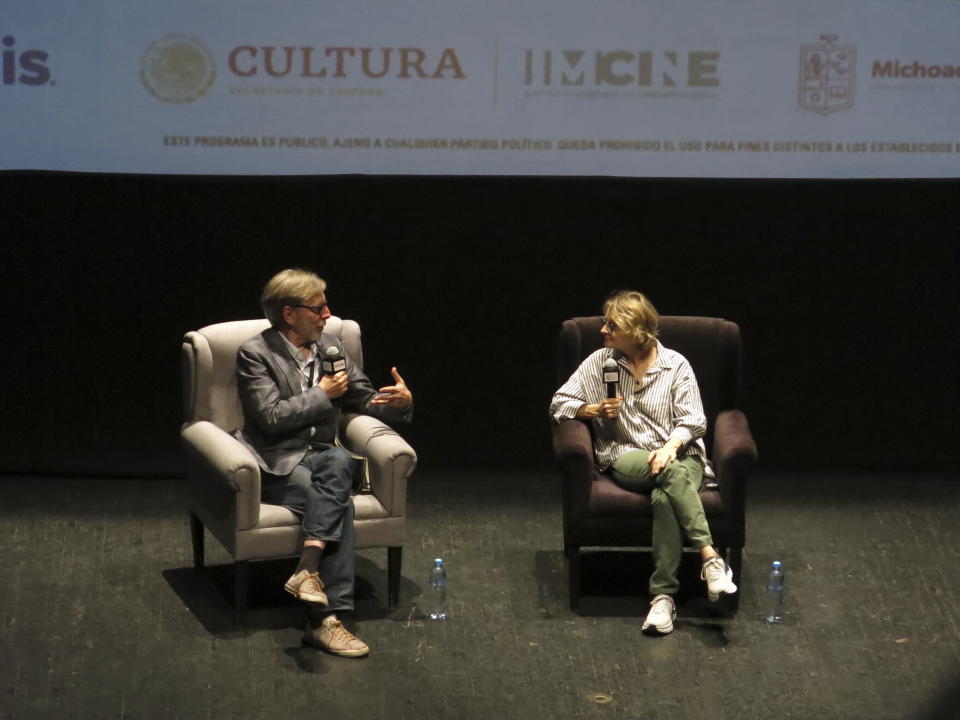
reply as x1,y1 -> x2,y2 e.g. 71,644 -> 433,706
181,420 -> 261,531
711,409 -> 758,514
552,419 -> 597,516
340,414 -> 416,517
553,420 -> 593,476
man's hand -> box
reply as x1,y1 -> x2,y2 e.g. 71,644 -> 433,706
576,397 -> 622,419
371,367 -> 412,408
647,441 -> 681,475
318,370 -> 349,399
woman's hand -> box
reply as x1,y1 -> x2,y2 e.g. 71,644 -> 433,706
647,439 -> 683,474
576,397 -> 622,419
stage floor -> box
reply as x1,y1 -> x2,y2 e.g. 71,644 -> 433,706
2,473 -> 958,720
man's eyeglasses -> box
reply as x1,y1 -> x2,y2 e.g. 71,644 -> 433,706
291,303 -> 328,315
603,320 -> 619,332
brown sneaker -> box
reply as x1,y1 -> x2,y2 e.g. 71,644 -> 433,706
303,615 -> 370,658
283,570 -> 329,605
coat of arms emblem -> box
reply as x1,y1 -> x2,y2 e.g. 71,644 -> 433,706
141,35 -> 216,104
799,34 -> 855,115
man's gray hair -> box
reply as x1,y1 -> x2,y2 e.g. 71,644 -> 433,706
260,268 -> 327,328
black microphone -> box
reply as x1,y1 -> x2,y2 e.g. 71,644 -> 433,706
321,344 -> 347,376
603,357 -> 619,399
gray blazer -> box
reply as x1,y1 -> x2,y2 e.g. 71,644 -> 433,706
234,327 -> 409,477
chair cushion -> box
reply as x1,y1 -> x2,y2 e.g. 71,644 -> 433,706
586,473 -> 725,518
254,493 -> 390,531
194,319 -> 271,430
255,503 -> 301,529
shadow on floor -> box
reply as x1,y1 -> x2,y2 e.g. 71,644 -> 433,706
162,554 -> 422,636
534,548 -> 740,621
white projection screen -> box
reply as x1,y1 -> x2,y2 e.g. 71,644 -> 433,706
4,0 -> 960,177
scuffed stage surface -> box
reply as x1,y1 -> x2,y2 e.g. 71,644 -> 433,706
1,473 -> 958,720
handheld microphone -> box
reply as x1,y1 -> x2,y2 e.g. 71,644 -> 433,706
321,344 -> 347,376
603,357 -> 619,399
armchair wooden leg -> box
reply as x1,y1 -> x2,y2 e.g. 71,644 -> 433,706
189,512 -> 204,570
234,560 -> 250,624
387,546 -> 402,610
723,547 -> 743,614
566,546 -> 581,610
727,547 -> 743,588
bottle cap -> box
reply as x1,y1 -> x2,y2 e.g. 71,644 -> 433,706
772,560 -> 782,569
434,557 -> 443,565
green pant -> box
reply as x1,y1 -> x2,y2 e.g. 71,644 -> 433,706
611,450 -> 713,596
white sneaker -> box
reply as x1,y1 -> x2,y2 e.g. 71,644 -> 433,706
701,556 -> 738,602
642,594 -> 676,634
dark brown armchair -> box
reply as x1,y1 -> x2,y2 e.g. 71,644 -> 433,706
552,316 -> 757,610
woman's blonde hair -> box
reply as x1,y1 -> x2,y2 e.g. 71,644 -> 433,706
603,290 -> 660,350
260,268 -> 327,328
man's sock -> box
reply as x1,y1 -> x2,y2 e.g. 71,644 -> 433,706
296,545 -> 323,574
305,606 -> 338,630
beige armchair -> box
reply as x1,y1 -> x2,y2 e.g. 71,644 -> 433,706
181,317 -> 416,622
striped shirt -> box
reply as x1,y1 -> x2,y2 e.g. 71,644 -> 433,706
549,341 -> 712,475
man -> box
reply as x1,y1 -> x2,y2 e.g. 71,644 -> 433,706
549,290 -> 737,635
235,268 -> 412,657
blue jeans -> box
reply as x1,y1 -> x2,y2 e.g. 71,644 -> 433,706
261,445 -> 357,612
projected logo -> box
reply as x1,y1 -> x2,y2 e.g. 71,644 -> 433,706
140,35 -> 215,103
2,34 -> 52,86
799,34 -> 855,115
523,49 -> 720,90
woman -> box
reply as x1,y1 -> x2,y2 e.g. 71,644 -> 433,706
549,290 -> 737,635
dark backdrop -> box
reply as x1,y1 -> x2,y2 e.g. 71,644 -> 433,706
2,172 -> 957,477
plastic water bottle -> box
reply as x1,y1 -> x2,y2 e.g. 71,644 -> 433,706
764,560 -> 784,623
428,558 -> 448,620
